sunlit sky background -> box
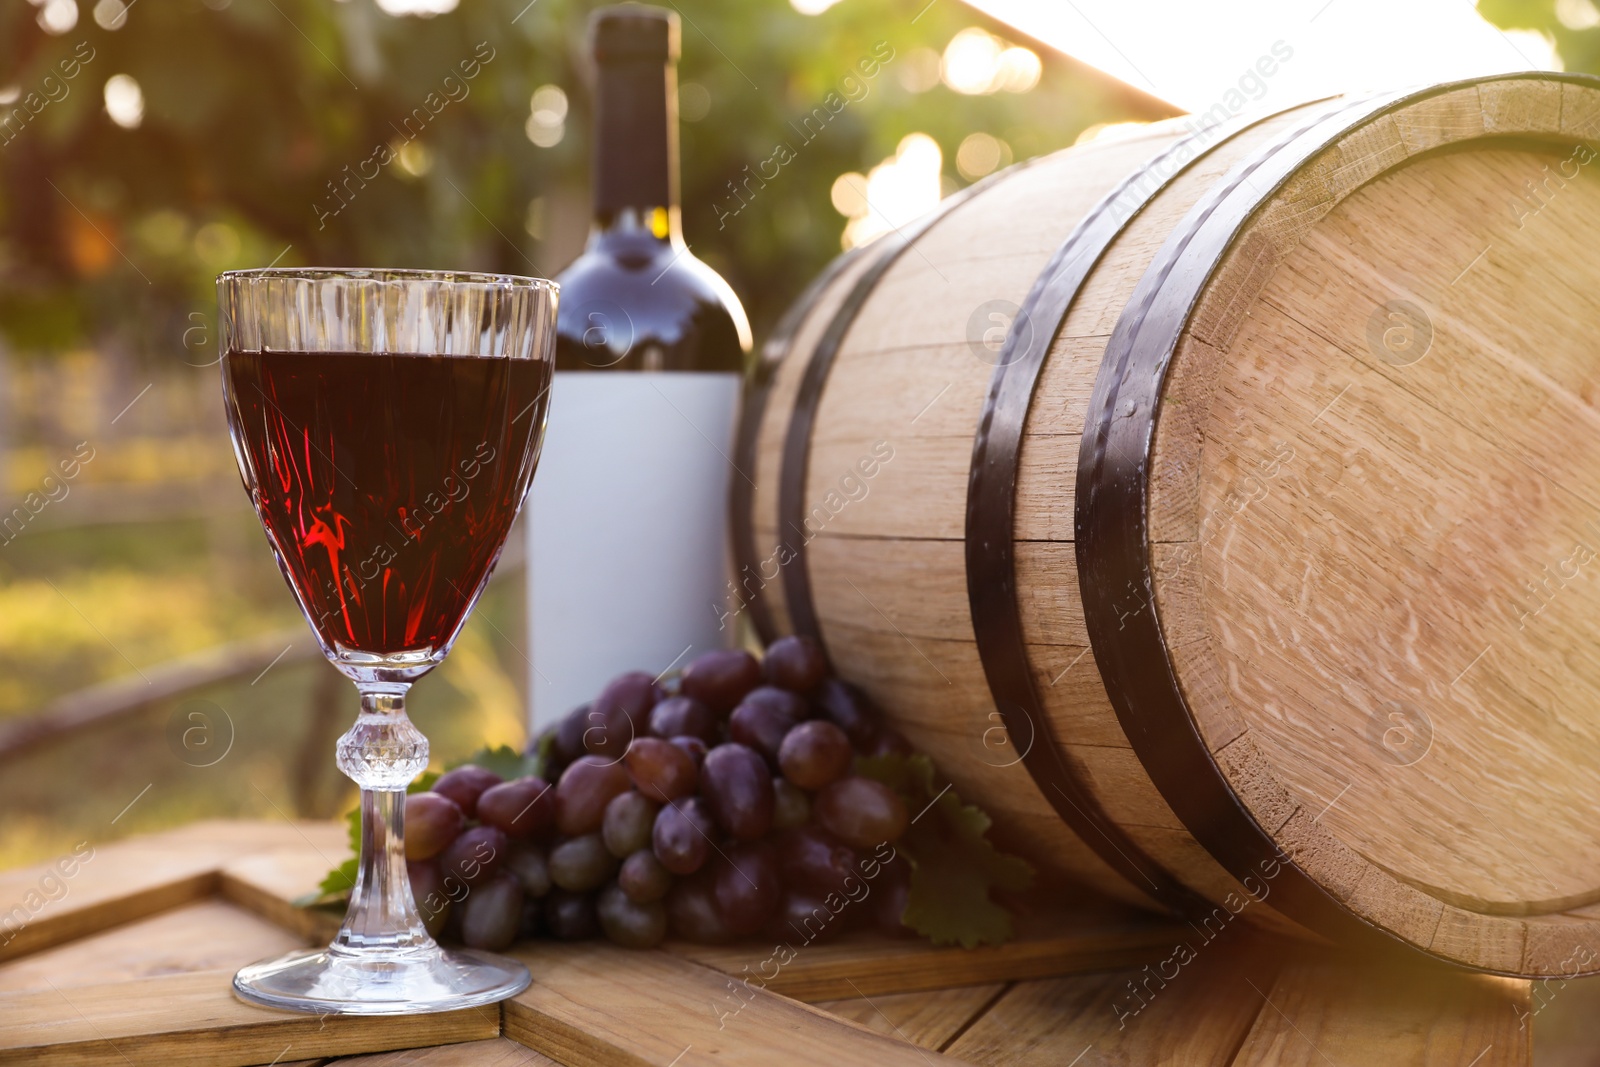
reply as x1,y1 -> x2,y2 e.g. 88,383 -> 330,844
361,0 -> 1562,114
964,0 -> 1558,113
816,0 -> 1565,245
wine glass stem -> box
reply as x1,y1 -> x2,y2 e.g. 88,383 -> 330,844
333,684 -> 433,955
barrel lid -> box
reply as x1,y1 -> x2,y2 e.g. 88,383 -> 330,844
1082,72 -> 1600,976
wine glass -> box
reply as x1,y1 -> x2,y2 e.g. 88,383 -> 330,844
217,268 -> 557,1015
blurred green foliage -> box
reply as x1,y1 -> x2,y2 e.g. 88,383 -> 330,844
0,0 -> 1166,358
1480,0 -> 1600,70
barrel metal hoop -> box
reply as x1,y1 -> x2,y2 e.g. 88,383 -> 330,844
1076,71 -> 1600,952
963,104 -> 1323,915
775,158 -> 1045,646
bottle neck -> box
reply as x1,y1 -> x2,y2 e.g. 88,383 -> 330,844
593,57 -> 680,226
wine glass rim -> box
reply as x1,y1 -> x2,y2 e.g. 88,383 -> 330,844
218,267 -> 558,290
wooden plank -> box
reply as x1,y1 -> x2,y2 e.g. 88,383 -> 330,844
0,821 -> 346,963
813,984 -> 1004,1050
665,906 -> 1192,1001
221,850 -> 345,944
945,929 -> 1280,1066
329,1038 -> 557,1064
146,820 -> 348,856
1531,973 -> 1600,1066
1230,958 -> 1531,1066
0,899 -> 304,992
0,846 -> 220,963
504,942 -> 975,1066
210,827 -> 1187,1003
0,969 -> 499,1067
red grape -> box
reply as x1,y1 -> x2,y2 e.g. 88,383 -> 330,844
713,841 -> 782,936
555,755 -> 633,836
813,678 -> 879,747
776,826 -> 859,896
554,704 -> 591,763
439,825 -> 509,886
519,895 -> 543,939
670,735 -> 708,767
598,883 -> 668,948
407,859 -> 451,937
505,842 -> 552,898
549,833 -> 620,892
625,737 -> 699,802
404,791 -> 463,860
652,797 -> 714,874
778,720 -> 852,790
763,635 -> 828,693
866,728 -> 913,758
667,868 -> 732,943
772,777 -> 811,830
440,905 -> 463,944
700,743 -> 774,840
618,849 -> 674,903
459,872 -> 523,951
477,776 -> 556,840
585,670 -> 659,758
545,888 -> 599,940
769,890 -> 846,944
431,765 -> 503,818
871,854 -> 913,938
603,790 -> 660,858
680,649 -> 761,714
649,695 -> 717,742
728,697 -> 799,766
739,685 -> 808,722
814,777 -> 909,848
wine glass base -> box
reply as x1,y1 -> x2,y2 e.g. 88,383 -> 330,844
233,944 -> 530,1016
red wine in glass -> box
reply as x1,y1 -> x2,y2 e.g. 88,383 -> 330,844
223,350 -> 550,659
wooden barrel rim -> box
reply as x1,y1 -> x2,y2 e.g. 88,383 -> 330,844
960,102 -> 1338,916
1079,71 -> 1600,972
731,247 -> 865,645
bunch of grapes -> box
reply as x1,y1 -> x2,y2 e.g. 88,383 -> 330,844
402,637 -> 919,951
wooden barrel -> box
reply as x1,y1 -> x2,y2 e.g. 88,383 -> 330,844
734,73 -> 1600,976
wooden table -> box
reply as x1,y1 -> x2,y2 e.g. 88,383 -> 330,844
0,821 -> 1569,1065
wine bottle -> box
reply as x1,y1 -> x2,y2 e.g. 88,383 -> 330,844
527,4 -> 753,732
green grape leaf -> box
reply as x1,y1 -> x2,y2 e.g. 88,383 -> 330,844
320,856 -> 359,896
453,744 -> 540,781
293,855 -> 358,909
530,730 -> 558,781
857,752 -> 1034,949
343,804 -> 361,854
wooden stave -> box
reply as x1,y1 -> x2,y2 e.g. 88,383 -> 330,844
744,123 -> 1274,908
739,68 -> 1600,979
962,99 -> 1348,920
741,147 -> 1168,903
753,118 -> 1331,913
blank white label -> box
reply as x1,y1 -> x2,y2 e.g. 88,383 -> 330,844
526,371 -> 740,732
